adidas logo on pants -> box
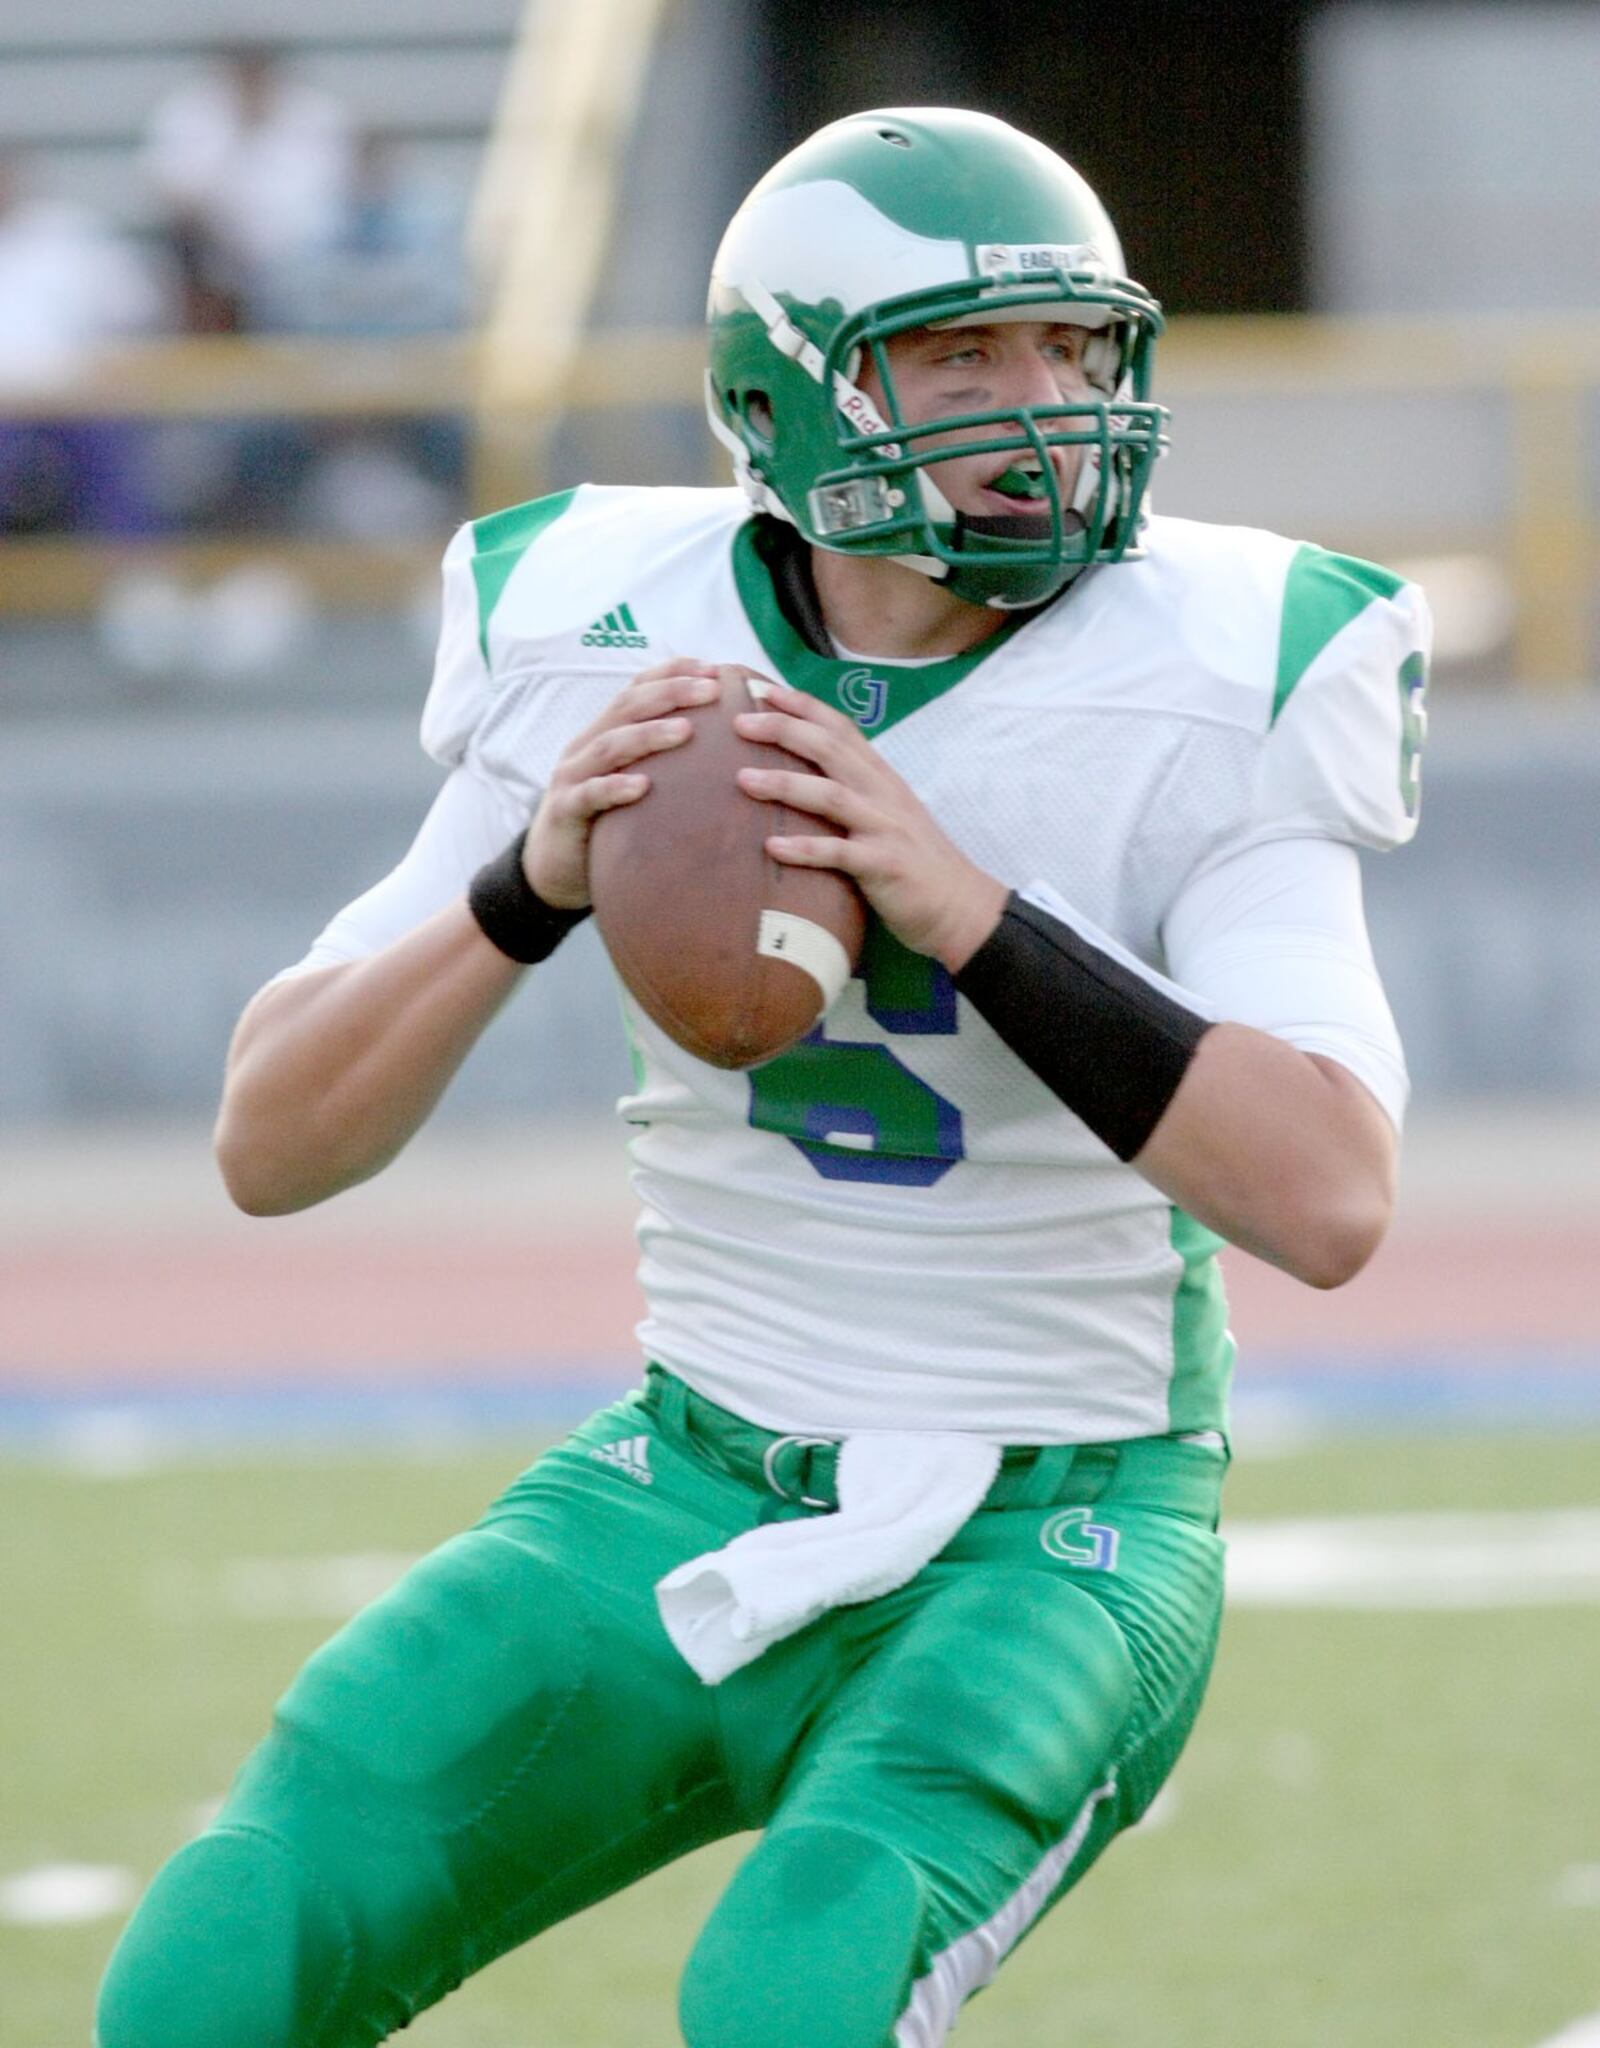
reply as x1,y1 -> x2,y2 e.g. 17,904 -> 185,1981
588,1435 -> 654,1484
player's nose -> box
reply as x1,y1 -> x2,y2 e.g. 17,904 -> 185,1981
1009,344 -> 1087,408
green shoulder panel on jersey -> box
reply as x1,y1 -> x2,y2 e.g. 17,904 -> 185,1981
470,489 -> 579,663
1273,545 -> 1407,727
1166,1207 -> 1236,1437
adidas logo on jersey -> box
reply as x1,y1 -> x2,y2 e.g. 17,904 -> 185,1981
580,604 -> 649,650
588,1435 -> 654,1485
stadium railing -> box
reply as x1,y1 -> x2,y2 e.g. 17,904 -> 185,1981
2,312 -> 1597,689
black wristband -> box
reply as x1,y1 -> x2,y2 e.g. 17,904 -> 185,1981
954,892 -> 1211,1161
467,831 -> 591,965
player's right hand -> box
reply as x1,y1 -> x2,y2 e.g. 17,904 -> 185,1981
521,658 -> 722,909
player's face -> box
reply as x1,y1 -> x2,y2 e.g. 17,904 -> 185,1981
860,321 -> 1097,519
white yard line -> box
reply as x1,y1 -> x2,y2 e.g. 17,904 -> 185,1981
0,1864 -> 137,1926
1224,1509 -> 1600,1608
173,1510 -> 1600,1627
1533,2017 -> 1600,2047
1552,1865 -> 1600,1909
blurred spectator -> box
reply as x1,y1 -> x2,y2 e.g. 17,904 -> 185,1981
250,129 -> 470,539
0,151 -> 172,534
0,152 -> 169,390
257,132 -> 467,337
142,44 -> 355,327
136,58 -> 465,542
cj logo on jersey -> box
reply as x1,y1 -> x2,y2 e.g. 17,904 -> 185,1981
837,667 -> 887,730
1039,1508 -> 1120,1572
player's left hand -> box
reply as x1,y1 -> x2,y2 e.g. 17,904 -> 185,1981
734,678 -> 1007,971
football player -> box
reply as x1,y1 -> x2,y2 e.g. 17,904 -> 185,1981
98,108 -> 1427,2048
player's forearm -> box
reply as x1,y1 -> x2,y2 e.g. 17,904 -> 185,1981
953,895 -> 1396,1288
215,900 -> 524,1215
1133,1023 -> 1397,1288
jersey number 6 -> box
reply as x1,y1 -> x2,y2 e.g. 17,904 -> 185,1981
747,922 -> 966,1187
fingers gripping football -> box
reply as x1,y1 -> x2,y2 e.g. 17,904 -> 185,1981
734,682 -> 1007,971
522,659 -> 722,909
586,664 -> 869,1068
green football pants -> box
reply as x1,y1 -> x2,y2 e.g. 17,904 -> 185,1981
96,1369 -> 1226,2048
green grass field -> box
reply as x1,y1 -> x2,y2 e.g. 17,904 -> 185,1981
4,1430 -> 1598,2047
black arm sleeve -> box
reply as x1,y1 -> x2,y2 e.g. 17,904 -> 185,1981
953,892 -> 1212,1161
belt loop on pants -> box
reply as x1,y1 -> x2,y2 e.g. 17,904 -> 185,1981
988,1442 -> 1117,1509
761,1434 -> 840,1509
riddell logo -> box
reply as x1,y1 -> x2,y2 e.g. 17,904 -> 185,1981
581,603 -> 648,649
836,386 -> 900,457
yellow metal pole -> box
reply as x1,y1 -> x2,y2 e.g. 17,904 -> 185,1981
469,0 -> 676,514
1507,364 -> 1593,689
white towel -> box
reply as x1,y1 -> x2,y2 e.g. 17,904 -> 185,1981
655,1431 -> 1002,1684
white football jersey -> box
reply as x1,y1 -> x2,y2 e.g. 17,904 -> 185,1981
409,485 -> 1428,1442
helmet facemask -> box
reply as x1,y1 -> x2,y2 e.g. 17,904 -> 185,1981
712,268 -> 1166,612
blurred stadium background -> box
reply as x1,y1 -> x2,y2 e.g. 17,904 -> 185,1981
2,1 -> 1598,2042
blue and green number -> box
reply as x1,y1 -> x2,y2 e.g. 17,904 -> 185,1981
748,920 -> 965,1186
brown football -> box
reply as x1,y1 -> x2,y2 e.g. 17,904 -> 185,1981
589,665 -> 868,1069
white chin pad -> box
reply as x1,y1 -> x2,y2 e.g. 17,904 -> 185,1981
917,469 -> 957,524
1072,446 -> 1113,519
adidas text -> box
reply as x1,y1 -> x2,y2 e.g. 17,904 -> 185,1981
581,604 -> 648,651
589,1435 -> 654,1485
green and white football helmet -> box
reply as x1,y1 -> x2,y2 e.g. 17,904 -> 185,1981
706,107 -> 1167,610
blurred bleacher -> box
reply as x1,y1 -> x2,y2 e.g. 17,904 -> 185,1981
0,0 -> 519,226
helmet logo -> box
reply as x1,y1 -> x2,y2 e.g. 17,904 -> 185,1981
976,242 -> 1105,280
836,382 -> 898,455
836,667 -> 887,731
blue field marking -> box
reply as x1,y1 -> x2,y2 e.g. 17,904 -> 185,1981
2,1350 -> 1599,1458
0,1366 -> 638,1462
1235,1352 -> 1600,1430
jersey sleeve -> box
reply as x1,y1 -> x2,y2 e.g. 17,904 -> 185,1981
273,761 -> 528,979
1163,833 -> 1409,1130
1245,548 -> 1432,855
418,521 -> 494,770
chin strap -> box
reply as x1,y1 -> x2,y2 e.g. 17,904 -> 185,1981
895,435 -> 1109,598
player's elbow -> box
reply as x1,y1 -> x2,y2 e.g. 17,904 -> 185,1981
214,1096 -> 336,1216
1278,1174 -> 1393,1290
1276,1058 -> 1398,1288
214,1113 -> 298,1215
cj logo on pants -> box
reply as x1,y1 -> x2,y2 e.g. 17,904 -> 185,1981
1040,1508 -> 1119,1572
